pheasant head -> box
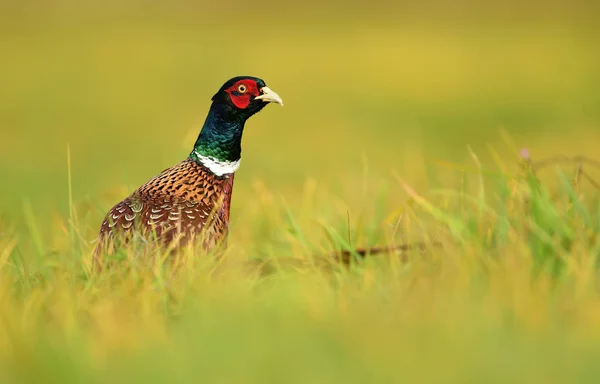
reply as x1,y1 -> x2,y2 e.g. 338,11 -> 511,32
190,76 -> 283,176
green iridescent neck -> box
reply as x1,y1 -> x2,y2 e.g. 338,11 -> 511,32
190,103 -> 246,163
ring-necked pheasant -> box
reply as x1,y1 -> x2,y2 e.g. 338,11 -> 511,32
93,76 -> 283,263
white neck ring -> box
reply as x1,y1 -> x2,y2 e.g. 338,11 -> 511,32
194,151 -> 240,176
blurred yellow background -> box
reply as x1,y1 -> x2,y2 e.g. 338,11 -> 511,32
0,0 -> 599,235
3,2 -> 600,382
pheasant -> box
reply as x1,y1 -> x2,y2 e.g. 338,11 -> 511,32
93,76 -> 283,263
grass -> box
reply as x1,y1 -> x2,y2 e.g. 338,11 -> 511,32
2,2 -> 600,383
3,150 -> 600,383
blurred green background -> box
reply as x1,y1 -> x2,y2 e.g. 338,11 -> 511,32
3,2 -> 600,383
1,0 -> 599,234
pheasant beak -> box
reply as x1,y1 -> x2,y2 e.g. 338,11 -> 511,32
255,86 -> 284,106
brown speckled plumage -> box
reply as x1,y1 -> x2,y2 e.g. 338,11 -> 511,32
96,158 -> 234,255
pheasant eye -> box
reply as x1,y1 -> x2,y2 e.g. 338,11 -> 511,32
237,84 -> 247,93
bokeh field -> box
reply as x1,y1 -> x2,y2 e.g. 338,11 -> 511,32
2,1 -> 600,382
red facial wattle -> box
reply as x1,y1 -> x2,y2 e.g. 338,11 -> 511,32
225,80 -> 260,109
